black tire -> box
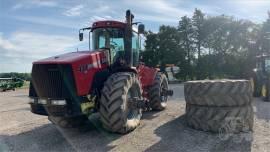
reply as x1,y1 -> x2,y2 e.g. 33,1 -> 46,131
184,80 -> 252,106
99,72 -> 142,134
149,72 -> 168,110
185,104 -> 254,133
48,116 -> 88,128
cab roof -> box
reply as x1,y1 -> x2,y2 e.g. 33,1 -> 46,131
92,20 -> 126,30
91,20 -> 139,32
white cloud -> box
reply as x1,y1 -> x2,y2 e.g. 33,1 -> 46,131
12,0 -> 57,10
31,0 -> 57,7
12,4 -> 24,10
0,32 -> 79,72
96,5 -> 110,13
13,16 -> 77,29
0,33 -> 16,50
137,14 -> 178,23
63,4 -> 84,17
124,0 -> 190,21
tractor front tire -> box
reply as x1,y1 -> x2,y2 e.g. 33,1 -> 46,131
48,116 -> 88,128
99,72 -> 142,134
149,72 -> 169,110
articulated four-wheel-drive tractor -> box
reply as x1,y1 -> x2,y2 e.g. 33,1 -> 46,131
29,10 -> 173,133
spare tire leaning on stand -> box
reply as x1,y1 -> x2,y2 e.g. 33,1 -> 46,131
184,80 -> 254,133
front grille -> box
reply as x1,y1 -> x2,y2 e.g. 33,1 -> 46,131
29,64 -> 75,98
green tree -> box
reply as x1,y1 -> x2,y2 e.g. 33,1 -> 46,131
258,12 -> 270,54
143,9 -> 269,81
178,16 -> 195,80
192,8 -> 205,79
142,31 -> 160,67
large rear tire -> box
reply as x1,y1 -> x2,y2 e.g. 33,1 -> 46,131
184,80 -> 252,106
186,104 -> 254,133
48,116 -> 88,128
149,72 -> 168,110
99,72 -> 142,134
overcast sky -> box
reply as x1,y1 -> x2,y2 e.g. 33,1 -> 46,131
0,0 -> 270,73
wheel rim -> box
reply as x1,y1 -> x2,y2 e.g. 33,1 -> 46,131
160,80 -> 168,105
126,85 -> 141,120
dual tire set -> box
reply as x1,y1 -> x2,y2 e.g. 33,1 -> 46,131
184,80 -> 254,133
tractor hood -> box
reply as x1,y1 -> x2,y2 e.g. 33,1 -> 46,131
31,50 -> 109,96
33,50 -> 106,65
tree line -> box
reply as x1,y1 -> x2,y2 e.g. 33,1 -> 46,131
0,73 -> 31,81
142,9 -> 270,80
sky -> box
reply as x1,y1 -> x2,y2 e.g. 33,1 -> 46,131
0,0 -> 270,73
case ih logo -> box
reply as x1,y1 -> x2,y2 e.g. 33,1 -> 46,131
78,62 -> 99,73
78,57 -> 108,72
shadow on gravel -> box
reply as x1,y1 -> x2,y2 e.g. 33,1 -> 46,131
145,115 -> 253,152
142,110 -> 163,120
0,114 -> 121,152
0,124 -> 76,152
0,110 -> 164,152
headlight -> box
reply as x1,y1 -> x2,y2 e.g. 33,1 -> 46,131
38,99 -> 47,104
29,98 -> 36,104
51,100 -> 66,105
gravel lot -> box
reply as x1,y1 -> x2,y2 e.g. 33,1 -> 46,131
0,84 -> 269,152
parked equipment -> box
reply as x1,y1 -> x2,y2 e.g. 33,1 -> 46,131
0,77 -> 24,91
251,54 -> 270,101
29,10 -> 173,133
164,64 -> 180,83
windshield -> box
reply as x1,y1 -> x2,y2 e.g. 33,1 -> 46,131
92,28 -> 125,63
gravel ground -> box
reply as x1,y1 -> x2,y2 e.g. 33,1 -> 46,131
0,84 -> 269,152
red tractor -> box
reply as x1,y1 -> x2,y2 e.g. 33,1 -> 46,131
29,10 -> 173,133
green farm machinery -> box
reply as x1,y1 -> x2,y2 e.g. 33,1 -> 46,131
0,78 -> 24,91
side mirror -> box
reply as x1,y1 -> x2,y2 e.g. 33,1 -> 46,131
79,32 -> 83,41
138,24 -> 145,34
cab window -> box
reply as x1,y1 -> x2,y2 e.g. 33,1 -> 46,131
132,32 -> 139,66
92,28 -> 125,64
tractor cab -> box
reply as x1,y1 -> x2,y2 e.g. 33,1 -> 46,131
79,10 -> 145,69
